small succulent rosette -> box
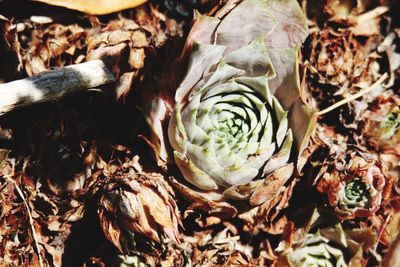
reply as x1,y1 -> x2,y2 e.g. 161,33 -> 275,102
278,226 -> 375,267
363,93 -> 400,154
144,0 -> 316,222
284,233 -> 348,267
315,152 -> 392,220
275,210 -> 376,267
98,157 -> 181,252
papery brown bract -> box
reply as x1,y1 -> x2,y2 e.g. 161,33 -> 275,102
98,157 -> 181,253
303,4 -> 388,125
33,0 -> 148,15
0,145 -> 96,267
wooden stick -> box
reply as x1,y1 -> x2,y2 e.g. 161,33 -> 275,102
0,60 -> 115,115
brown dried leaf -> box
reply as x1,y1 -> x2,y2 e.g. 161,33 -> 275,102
33,0 -> 148,15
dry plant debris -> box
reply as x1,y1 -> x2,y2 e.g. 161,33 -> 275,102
33,0 -> 149,15
0,0 -> 400,266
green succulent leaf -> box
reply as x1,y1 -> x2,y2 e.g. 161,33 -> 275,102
170,62 -> 289,188
287,234 -> 347,267
116,254 -> 149,267
380,105 -> 400,139
136,0 -> 316,211
165,0 -> 314,204
339,178 -> 371,210
279,211 -> 375,267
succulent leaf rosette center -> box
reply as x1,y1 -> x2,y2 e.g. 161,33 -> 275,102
339,178 -> 370,209
170,67 -> 291,191
317,155 -> 390,219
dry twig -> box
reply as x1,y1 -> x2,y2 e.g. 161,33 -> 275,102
0,60 -> 115,115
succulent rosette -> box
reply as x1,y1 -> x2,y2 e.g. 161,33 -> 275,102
275,211 -> 376,267
315,153 -> 392,220
143,0 -> 316,220
280,226 -> 375,267
285,233 -> 347,267
363,93 -> 400,153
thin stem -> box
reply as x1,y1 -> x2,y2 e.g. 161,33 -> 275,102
318,73 -> 388,116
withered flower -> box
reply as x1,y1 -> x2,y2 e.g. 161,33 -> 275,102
98,157 -> 181,252
315,153 -> 392,220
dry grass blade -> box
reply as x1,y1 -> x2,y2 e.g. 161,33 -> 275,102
317,73 -> 388,116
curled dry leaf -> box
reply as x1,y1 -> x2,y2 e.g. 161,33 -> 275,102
184,227 -> 261,266
0,148 -> 96,267
303,7 -> 388,123
98,156 -> 181,253
0,14 -> 14,48
15,6 -> 183,100
21,23 -> 88,76
307,28 -> 379,89
113,224 -> 260,266
143,0 -> 316,226
33,0 -> 148,15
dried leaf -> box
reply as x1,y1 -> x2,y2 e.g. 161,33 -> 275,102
33,0 -> 148,15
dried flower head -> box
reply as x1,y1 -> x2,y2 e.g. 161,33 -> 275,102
98,157 -> 181,252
